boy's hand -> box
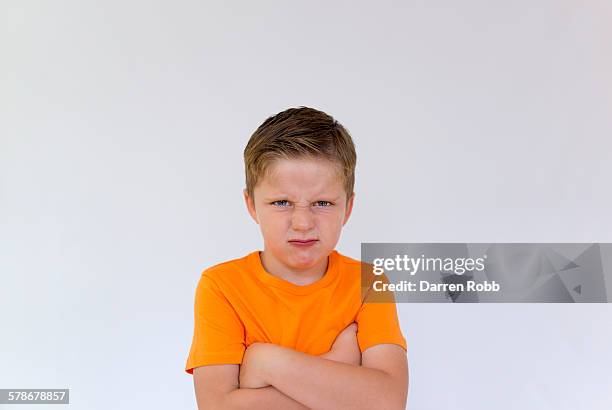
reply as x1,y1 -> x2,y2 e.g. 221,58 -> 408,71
239,343 -> 273,389
320,322 -> 361,366
240,324 -> 362,389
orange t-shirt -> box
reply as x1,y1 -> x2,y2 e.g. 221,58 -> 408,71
185,249 -> 406,374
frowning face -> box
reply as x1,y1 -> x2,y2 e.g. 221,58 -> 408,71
244,156 -> 354,278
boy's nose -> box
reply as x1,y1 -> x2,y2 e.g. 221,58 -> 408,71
290,206 -> 315,231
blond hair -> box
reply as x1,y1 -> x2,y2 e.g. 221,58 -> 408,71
244,107 -> 357,202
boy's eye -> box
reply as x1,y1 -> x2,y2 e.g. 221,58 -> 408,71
271,200 -> 290,207
314,201 -> 333,207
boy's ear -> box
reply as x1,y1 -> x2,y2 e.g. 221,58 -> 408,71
243,188 -> 259,224
342,192 -> 355,226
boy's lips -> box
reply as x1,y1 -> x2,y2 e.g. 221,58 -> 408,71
288,239 -> 318,247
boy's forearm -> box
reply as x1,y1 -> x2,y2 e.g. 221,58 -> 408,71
218,348 -> 347,410
222,386 -> 309,410
254,344 -> 403,410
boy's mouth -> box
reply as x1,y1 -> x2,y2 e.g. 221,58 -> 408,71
288,239 -> 318,247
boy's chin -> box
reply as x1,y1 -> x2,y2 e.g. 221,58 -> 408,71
285,247 -> 327,269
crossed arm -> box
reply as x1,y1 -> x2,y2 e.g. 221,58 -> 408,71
192,323 -> 408,410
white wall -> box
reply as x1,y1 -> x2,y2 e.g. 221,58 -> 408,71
1,1 -> 611,409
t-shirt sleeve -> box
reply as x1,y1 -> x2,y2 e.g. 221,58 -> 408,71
185,273 -> 246,374
355,273 -> 407,353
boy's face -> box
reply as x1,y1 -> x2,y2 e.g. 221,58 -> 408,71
244,157 -> 354,273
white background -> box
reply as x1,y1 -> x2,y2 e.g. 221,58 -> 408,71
2,1 -> 612,409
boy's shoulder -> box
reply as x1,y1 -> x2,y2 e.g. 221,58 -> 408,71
199,251 -> 255,282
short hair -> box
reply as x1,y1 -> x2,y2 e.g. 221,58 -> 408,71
244,106 -> 357,202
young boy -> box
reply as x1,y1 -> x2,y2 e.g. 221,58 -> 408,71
185,107 -> 408,409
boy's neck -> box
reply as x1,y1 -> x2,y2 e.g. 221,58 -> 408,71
259,250 -> 329,286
